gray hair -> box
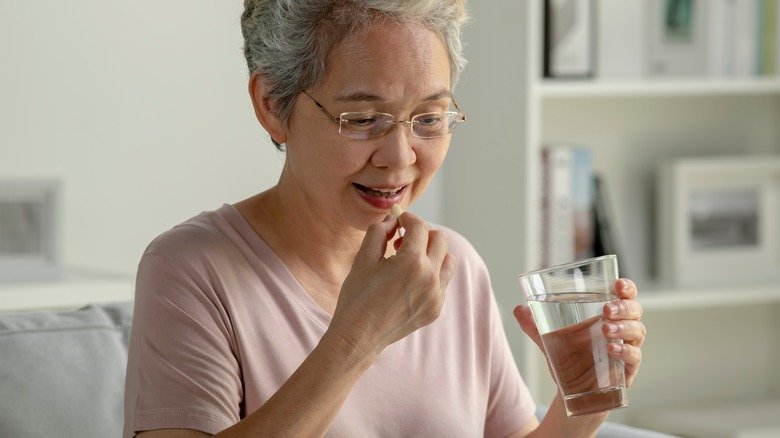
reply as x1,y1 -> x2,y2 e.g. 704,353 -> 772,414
241,0 -> 469,149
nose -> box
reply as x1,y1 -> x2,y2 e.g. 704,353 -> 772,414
369,122 -> 417,170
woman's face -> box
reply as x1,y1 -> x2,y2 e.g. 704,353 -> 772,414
281,20 -> 454,231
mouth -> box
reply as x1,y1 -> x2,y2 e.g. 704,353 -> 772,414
353,183 -> 406,198
353,183 -> 408,210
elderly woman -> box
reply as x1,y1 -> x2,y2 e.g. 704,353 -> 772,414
123,1 -> 646,437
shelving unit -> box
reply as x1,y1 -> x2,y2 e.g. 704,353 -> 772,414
445,1 -> 780,435
519,1 -> 780,434
537,77 -> 780,98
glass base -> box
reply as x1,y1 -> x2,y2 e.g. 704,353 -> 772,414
563,386 -> 628,417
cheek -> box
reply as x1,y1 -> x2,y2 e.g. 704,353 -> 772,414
410,144 -> 449,199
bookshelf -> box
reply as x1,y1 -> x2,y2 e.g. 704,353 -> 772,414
445,1 -> 780,435
537,77 -> 780,98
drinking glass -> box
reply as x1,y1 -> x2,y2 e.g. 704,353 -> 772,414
519,255 -> 628,417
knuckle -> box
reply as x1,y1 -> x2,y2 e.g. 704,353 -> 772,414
412,219 -> 430,234
430,229 -> 448,243
409,256 -> 428,274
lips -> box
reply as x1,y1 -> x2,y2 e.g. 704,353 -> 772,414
353,183 -> 407,210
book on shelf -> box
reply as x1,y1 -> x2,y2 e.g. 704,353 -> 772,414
759,0 -> 779,75
557,0 -> 780,79
543,0 -> 595,78
540,145 -> 626,272
591,174 -> 627,277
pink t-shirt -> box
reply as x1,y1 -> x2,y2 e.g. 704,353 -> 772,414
123,204 -> 535,437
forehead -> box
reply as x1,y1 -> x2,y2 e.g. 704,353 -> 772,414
317,20 -> 452,101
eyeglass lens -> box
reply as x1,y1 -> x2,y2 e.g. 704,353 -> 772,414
338,112 -> 464,139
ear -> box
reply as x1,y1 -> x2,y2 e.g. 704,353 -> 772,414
248,73 -> 288,145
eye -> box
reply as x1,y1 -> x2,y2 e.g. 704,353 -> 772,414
347,117 -> 377,127
416,114 -> 444,126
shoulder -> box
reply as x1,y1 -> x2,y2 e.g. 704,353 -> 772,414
142,208 -> 234,265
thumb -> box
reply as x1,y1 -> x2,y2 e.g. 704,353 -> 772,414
513,305 -> 543,352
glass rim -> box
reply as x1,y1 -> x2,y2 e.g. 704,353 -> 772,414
518,254 -> 617,279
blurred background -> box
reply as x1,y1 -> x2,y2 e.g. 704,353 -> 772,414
2,1 -> 779,436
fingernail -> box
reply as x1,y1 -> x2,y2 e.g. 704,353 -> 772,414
607,303 -> 619,317
605,323 -> 618,334
621,279 -> 631,290
383,215 -> 394,222
611,344 -> 623,353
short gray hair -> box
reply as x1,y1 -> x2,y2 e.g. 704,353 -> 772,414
241,0 -> 469,149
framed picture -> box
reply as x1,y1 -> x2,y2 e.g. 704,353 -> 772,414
0,179 -> 62,283
646,0 -> 710,76
657,156 -> 780,288
543,0 -> 595,78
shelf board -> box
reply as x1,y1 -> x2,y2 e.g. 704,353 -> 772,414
638,282 -> 780,311
536,77 -> 780,98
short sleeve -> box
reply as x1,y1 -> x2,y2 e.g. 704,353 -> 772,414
482,275 -> 537,437
123,252 -> 241,437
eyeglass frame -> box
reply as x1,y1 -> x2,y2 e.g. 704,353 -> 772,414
301,90 -> 466,140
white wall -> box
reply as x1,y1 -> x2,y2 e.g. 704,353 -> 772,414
1,1 -> 282,276
443,0 -> 531,369
1,1 -> 443,278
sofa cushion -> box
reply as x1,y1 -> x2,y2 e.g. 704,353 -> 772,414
0,301 -> 133,438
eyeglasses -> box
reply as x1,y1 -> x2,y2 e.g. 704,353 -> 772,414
302,91 -> 466,140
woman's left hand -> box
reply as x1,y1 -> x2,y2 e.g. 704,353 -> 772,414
514,278 -> 646,387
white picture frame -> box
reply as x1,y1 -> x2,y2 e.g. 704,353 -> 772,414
657,156 -> 780,288
0,179 -> 62,283
646,0 -> 710,76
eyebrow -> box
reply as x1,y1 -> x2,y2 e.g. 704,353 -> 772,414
334,89 -> 454,103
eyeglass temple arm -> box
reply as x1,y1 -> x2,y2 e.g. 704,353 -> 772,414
453,99 -> 466,121
303,90 -> 341,123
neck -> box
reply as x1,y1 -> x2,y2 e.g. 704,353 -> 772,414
238,188 -> 365,293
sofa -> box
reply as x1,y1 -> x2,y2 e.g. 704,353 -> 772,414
0,302 -> 675,437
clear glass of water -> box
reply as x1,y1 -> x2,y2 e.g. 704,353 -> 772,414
518,254 -> 628,417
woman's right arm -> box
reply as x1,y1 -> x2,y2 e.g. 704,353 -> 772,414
137,213 -> 455,438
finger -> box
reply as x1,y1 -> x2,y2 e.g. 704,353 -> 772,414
395,212 -> 429,255
357,216 -> 399,261
426,229 -> 449,266
603,298 -> 644,321
615,278 -> 638,300
439,253 -> 456,291
608,342 -> 642,369
513,305 -> 543,351
603,320 -> 647,346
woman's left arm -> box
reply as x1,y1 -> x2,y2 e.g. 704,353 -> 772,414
509,278 -> 647,438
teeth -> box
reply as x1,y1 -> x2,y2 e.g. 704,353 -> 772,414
370,187 -> 402,194
361,185 -> 403,198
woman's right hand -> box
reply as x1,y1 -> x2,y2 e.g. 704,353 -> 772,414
327,212 -> 456,359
